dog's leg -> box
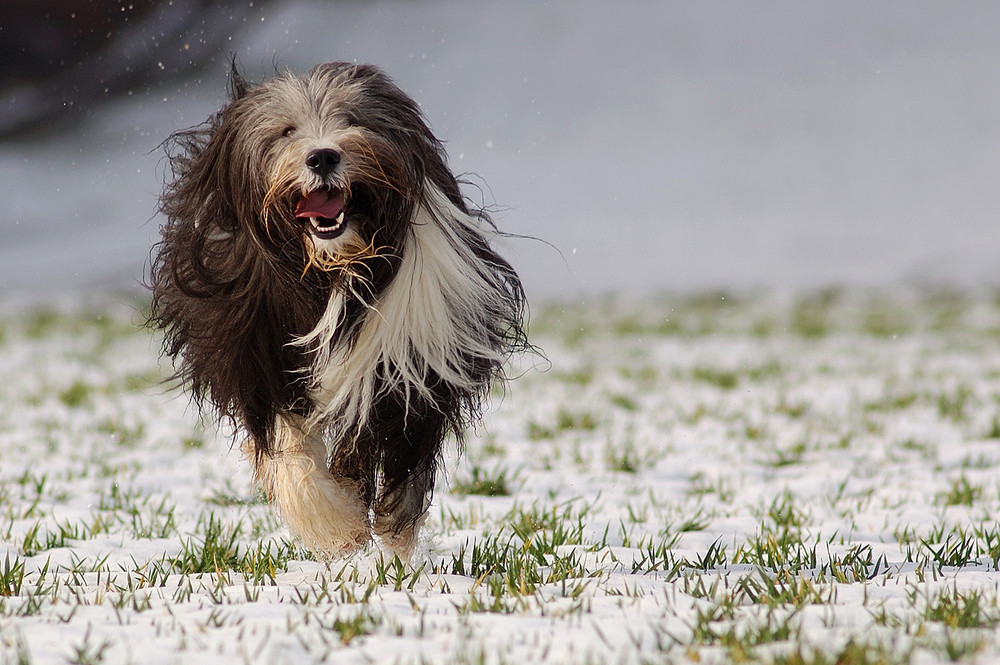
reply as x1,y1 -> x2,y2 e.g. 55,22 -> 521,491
373,459 -> 434,559
328,438 -> 378,514
251,415 -> 371,556
372,411 -> 444,558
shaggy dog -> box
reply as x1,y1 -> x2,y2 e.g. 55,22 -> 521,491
150,62 -> 527,557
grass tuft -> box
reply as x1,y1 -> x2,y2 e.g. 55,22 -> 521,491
451,465 -> 513,497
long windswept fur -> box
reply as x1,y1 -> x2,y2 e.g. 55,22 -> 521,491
149,62 -> 527,557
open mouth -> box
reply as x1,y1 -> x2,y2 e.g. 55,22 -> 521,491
294,187 -> 347,240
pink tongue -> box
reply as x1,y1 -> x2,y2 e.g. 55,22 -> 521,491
295,189 -> 345,220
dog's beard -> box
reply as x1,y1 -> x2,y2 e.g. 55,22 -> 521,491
262,175 -> 391,282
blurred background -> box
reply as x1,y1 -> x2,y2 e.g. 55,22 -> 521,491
1,0 -> 999,304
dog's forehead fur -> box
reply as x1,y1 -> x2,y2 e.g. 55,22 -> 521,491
228,63 -> 417,142
247,72 -> 359,130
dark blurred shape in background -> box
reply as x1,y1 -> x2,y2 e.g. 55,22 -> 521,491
0,0 -> 270,139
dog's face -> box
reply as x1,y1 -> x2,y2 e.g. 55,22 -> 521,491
198,63 -> 435,273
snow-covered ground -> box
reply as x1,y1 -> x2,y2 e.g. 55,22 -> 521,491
3,1 -> 1000,300
4,291 -> 1000,664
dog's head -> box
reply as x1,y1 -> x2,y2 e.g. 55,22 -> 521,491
162,62 -> 458,280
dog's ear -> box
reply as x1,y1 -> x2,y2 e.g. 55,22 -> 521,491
228,57 -> 250,101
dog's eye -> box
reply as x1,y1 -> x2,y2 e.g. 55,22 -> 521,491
282,126 -> 295,137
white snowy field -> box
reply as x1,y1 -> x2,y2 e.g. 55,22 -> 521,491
4,290 -> 1000,664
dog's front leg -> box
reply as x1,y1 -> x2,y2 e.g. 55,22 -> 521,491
373,457 -> 434,559
250,414 -> 371,557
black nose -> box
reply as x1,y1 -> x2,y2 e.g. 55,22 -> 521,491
305,149 -> 341,177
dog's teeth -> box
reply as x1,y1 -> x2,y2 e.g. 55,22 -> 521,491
335,211 -> 345,224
